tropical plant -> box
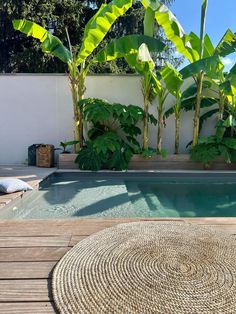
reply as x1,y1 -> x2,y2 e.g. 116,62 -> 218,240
164,79 -> 219,152
13,2 -> 167,153
141,0 -> 236,148
13,0 -> 134,152
191,121 -> 236,165
93,1 -> 167,153
60,140 -> 79,153
75,98 -> 157,170
95,42 -> 166,152
124,43 -> 168,153
161,63 -> 183,154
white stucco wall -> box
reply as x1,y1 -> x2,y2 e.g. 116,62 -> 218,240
0,74 -> 217,165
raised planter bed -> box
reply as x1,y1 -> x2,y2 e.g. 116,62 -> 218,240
129,155 -> 236,170
58,153 -> 236,170
58,153 -> 79,169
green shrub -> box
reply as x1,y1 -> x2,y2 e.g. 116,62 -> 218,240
75,98 -> 157,170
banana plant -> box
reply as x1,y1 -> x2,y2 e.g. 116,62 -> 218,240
161,63 -> 184,154
141,0 -> 236,147
125,44 -> 170,153
141,0 -> 209,146
96,40 -> 165,151
13,0 -> 133,152
94,39 -> 166,152
219,67 -> 236,137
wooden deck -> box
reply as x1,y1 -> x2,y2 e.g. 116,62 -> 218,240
0,218 -> 235,313
0,166 -> 55,210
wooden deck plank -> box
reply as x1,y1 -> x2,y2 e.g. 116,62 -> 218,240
0,279 -> 51,302
0,302 -> 55,314
0,236 -> 71,248
0,218 -> 187,236
0,218 -> 235,236
0,262 -> 57,279
0,247 -> 70,262
0,218 -> 235,314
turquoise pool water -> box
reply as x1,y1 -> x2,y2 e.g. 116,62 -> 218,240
1,172 -> 236,219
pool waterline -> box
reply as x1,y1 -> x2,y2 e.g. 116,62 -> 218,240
1,171 -> 236,220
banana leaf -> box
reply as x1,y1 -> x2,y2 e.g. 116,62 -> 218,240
220,80 -> 235,96
76,0 -> 132,64
203,34 -> 215,58
160,63 -> 183,98
94,35 -> 165,63
199,108 -> 218,131
144,7 -> 155,37
181,81 -> 212,99
141,0 -> 199,63
180,55 -> 224,79
164,107 -> 174,119
13,20 -> 71,63
227,63 -> 236,86
214,29 -> 236,57
200,0 -> 208,58
181,96 -> 217,111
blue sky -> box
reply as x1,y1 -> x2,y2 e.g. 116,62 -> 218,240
170,0 -> 236,70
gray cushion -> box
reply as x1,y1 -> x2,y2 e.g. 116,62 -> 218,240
0,178 -> 33,194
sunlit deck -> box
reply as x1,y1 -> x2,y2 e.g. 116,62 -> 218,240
0,217 -> 235,313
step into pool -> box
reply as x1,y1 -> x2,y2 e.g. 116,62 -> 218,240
1,172 -> 236,219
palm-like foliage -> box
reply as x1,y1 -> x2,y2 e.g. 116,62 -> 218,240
13,0 -> 167,153
13,0 -> 133,151
141,0 -> 236,147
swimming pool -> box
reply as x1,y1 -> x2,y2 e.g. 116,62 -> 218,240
1,172 -> 236,219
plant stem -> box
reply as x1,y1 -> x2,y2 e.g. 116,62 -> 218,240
143,92 -> 149,150
78,71 -> 86,148
157,91 -> 168,153
70,78 -> 81,152
218,91 -> 225,120
157,96 -> 164,152
157,111 -> 163,152
174,106 -> 180,154
193,72 -> 204,146
142,76 -> 151,151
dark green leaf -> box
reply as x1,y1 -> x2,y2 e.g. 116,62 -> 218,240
218,145 -> 231,163
75,142 -> 104,171
199,109 -> 218,131
83,98 -> 111,123
190,143 -> 219,164
222,138 -> 236,150
180,55 -> 224,79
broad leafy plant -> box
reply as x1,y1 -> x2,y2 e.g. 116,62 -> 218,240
191,122 -> 236,165
142,0 -> 236,147
94,4 -> 166,152
161,63 -> 183,154
75,98 -> 157,170
13,1 -> 166,152
164,80 -> 219,151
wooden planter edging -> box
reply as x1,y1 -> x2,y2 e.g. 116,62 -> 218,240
58,153 -> 236,171
58,153 -> 78,169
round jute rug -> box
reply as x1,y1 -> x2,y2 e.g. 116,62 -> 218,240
52,222 -> 236,314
